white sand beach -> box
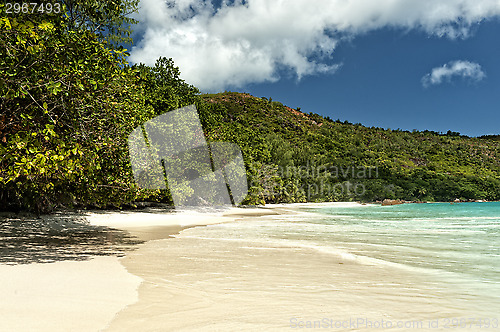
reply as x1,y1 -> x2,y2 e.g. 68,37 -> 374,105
2,203 -> 497,331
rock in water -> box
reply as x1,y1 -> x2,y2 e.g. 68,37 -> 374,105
382,199 -> 404,206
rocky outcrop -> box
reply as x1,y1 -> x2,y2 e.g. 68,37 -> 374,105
381,199 -> 405,206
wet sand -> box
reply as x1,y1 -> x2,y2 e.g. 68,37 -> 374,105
104,228 -> 495,331
103,203 -> 498,332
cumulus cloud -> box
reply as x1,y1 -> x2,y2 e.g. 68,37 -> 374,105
422,60 -> 486,87
130,0 -> 500,91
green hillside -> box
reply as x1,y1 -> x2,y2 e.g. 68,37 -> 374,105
199,92 -> 500,204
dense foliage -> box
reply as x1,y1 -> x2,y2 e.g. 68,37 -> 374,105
1,3 -> 499,212
0,4 -> 150,211
62,0 -> 139,45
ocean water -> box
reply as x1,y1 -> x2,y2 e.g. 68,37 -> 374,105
172,202 -> 500,327
183,202 -> 500,281
303,202 -> 500,283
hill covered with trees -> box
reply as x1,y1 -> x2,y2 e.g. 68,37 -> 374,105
1,2 -> 499,212
201,92 -> 500,205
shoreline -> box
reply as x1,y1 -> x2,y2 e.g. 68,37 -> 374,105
89,205 -> 305,331
99,201 -> 495,331
90,202 -> 364,331
3,201 -> 497,331
0,204 -> 307,332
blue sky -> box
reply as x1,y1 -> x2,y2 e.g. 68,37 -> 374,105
128,0 -> 500,137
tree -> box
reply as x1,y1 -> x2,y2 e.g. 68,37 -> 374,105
61,0 -> 139,45
0,7 -> 151,212
135,57 -> 200,115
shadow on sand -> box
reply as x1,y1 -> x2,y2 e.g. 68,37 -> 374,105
0,210 -> 144,265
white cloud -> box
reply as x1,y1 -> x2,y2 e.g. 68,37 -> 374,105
422,60 -> 486,87
130,0 -> 500,91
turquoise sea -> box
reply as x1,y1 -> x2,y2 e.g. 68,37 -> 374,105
304,202 -> 500,283
188,202 -> 500,281
176,202 -> 500,325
